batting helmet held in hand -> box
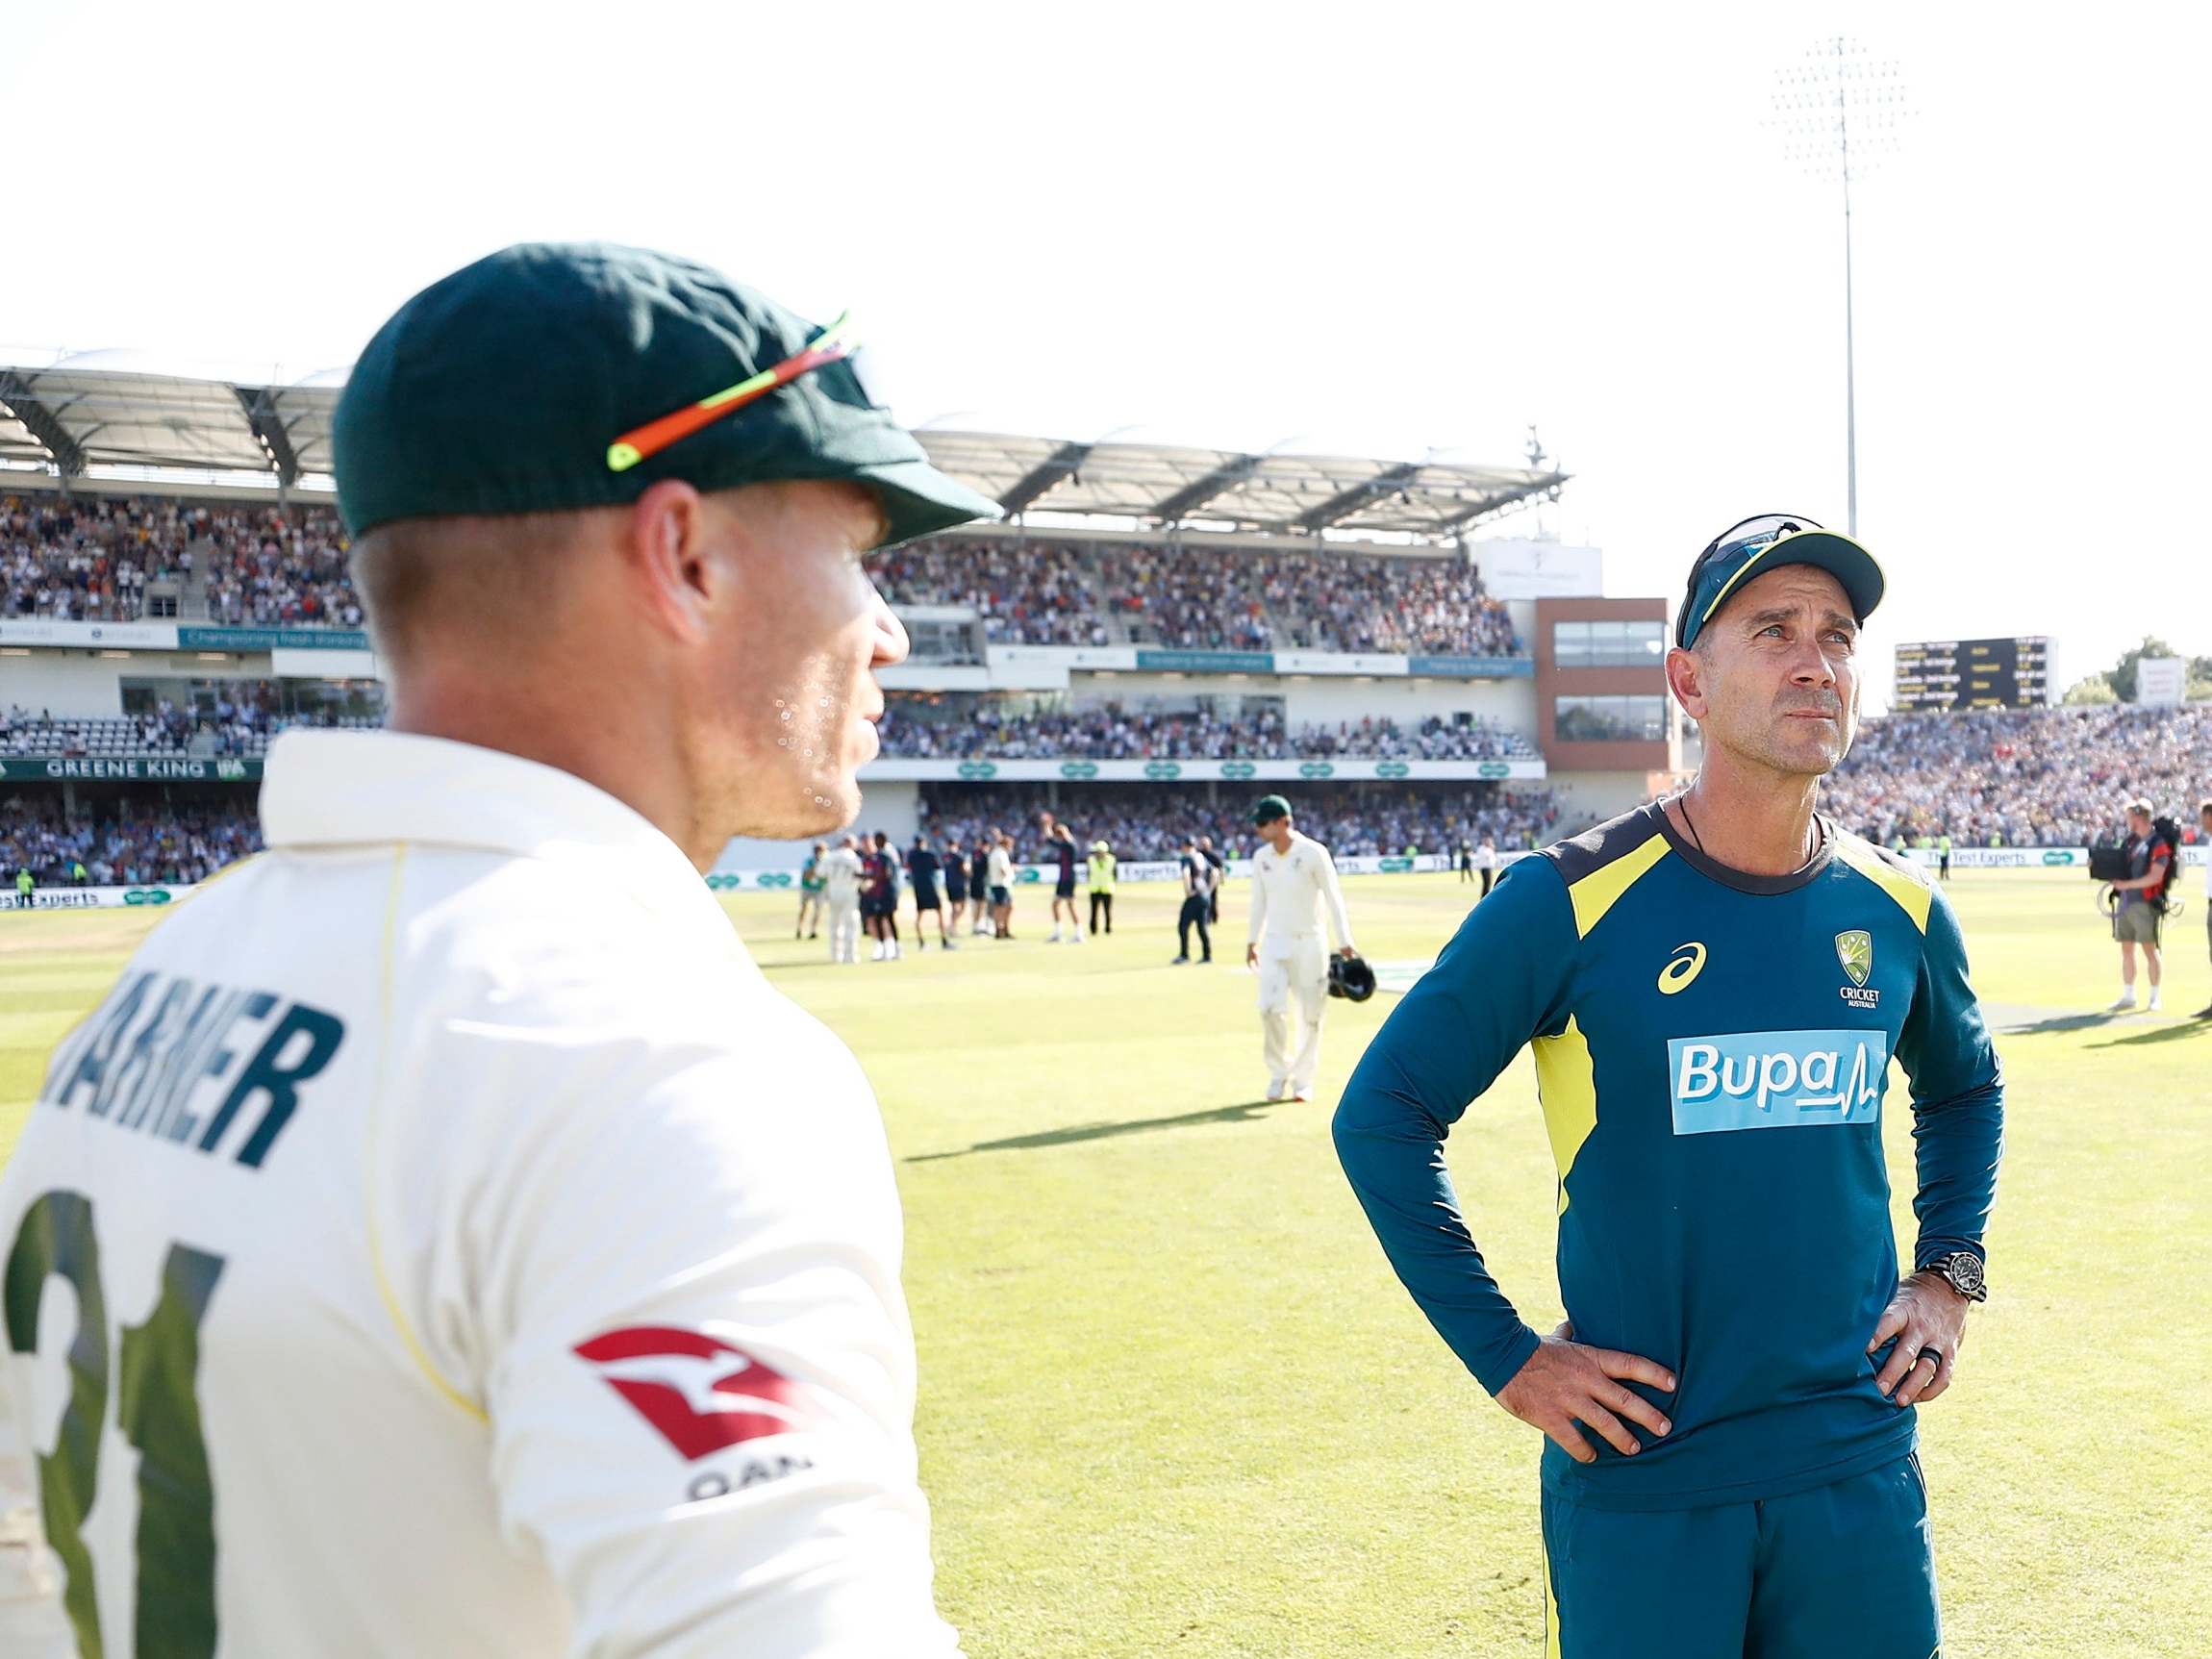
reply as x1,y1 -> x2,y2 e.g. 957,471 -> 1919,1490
1327,952 -> 1377,1002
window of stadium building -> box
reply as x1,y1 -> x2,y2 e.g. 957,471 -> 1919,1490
1553,618 -> 1667,669
1554,694 -> 1666,742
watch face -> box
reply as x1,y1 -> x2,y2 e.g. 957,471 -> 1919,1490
1949,1255 -> 1985,1294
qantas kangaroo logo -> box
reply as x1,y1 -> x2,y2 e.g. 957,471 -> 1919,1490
574,1326 -> 812,1460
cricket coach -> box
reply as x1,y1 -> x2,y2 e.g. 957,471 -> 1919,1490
1335,515 -> 2003,1656
0,244 -> 998,1655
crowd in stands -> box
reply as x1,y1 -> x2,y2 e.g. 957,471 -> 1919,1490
877,698 -> 1537,762
7,502 -> 1525,659
0,493 -> 361,628
2,493 -> 189,621
2,796 -> 264,887
1094,543 -> 1275,652
1822,702 -> 2212,847
872,538 -> 1106,647
873,535 -> 1524,658
917,783 -> 1555,862
198,503 -> 361,628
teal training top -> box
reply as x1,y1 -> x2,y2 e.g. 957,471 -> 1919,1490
1333,802 -> 2004,1512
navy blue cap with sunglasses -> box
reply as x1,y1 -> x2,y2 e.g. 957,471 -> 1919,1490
1675,515 -> 1886,650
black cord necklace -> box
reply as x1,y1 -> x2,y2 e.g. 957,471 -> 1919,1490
1678,792 -> 1707,854
1676,792 -> 1820,867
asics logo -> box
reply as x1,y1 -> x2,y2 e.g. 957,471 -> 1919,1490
1657,942 -> 1707,994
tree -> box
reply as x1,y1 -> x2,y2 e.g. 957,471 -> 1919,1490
2063,674 -> 2118,706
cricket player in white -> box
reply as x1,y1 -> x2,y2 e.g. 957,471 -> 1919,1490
822,833 -> 866,965
1243,795 -> 1357,1102
0,243 -> 1003,1657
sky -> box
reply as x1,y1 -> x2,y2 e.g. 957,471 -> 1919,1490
5,1 -> 2208,711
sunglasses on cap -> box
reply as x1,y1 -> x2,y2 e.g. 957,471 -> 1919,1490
1676,514 -> 1822,647
607,310 -> 861,473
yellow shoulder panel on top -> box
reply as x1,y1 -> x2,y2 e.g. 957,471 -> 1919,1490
1533,1016 -> 1598,1217
1832,834 -> 1933,934
1567,833 -> 1670,939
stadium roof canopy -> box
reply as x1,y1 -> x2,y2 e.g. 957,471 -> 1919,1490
0,357 -> 1567,541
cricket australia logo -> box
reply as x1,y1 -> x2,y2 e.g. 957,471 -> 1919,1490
1835,929 -> 1879,1008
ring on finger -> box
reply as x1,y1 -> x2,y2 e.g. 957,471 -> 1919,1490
1915,1346 -> 1944,1370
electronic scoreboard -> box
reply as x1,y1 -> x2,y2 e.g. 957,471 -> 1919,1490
1892,637 -> 2052,710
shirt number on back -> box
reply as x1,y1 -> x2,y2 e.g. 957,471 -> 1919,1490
5,1190 -> 225,1657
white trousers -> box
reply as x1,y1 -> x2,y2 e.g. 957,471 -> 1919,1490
828,897 -> 862,963
1257,933 -> 1328,1092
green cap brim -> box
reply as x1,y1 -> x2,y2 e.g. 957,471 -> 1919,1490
850,456 -> 1007,550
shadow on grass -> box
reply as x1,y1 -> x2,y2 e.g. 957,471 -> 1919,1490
2089,1018 -> 2212,1050
1995,1010 -> 2134,1036
907,1097 -> 1291,1162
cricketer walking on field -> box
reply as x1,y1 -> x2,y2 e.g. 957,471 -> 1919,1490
1337,516 -> 2002,1658
0,243 -> 1000,1656
1244,793 -> 1358,1102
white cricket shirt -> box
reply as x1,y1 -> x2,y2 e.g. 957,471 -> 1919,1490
0,731 -> 961,1658
820,844 -> 865,901
1245,831 -> 1355,954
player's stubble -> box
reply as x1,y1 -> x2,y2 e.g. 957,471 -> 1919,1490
681,479 -> 905,842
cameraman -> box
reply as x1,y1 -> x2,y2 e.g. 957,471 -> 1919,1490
2107,797 -> 2172,1014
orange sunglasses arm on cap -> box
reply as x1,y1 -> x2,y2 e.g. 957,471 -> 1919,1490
606,311 -> 859,473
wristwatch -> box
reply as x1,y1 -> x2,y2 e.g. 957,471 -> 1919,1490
1917,1252 -> 1987,1303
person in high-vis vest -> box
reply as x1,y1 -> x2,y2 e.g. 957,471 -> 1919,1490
1087,840 -> 1117,935
1244,794 -> 1357,1101
11,867 -> 29,910
0,243 -> 1000,1658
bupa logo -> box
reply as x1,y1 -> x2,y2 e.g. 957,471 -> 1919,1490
1144,761 -> 1182,779
1221,762 -> 1257,779
1667,1030 -> 1887,1136
1477,762 -> 1511,779
1375,761 -> 1411,778
957,761 -> 998,780
1061,761 -> 1099,779
574,1326 -> 811,1460
1299,762 -> 1335,779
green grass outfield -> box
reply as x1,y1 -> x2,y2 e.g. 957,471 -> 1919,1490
4,868 -> 2209,1656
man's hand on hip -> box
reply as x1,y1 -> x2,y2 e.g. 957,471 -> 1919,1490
1867,1272 -> 1971,1406
1496,1320 -> 1676,1465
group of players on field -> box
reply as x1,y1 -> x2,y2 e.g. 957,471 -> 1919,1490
796,813 -> 1144,959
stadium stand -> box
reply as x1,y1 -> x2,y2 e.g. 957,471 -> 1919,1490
1823,703 -> 2212,847
4,686 -> 380,759
8,498 -> 1521,657
917,783 -> 1557,862
1,795 -> 263,885
876,697 -> 1537,761
874,535 -> 1522,657
2,492 -> 359,625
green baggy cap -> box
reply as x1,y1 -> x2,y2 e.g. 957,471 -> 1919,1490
334,241 -> 1001,547
1252,793 -> 1293,825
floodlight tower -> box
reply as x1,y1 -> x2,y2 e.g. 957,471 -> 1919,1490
1772,38 -> 1905,538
